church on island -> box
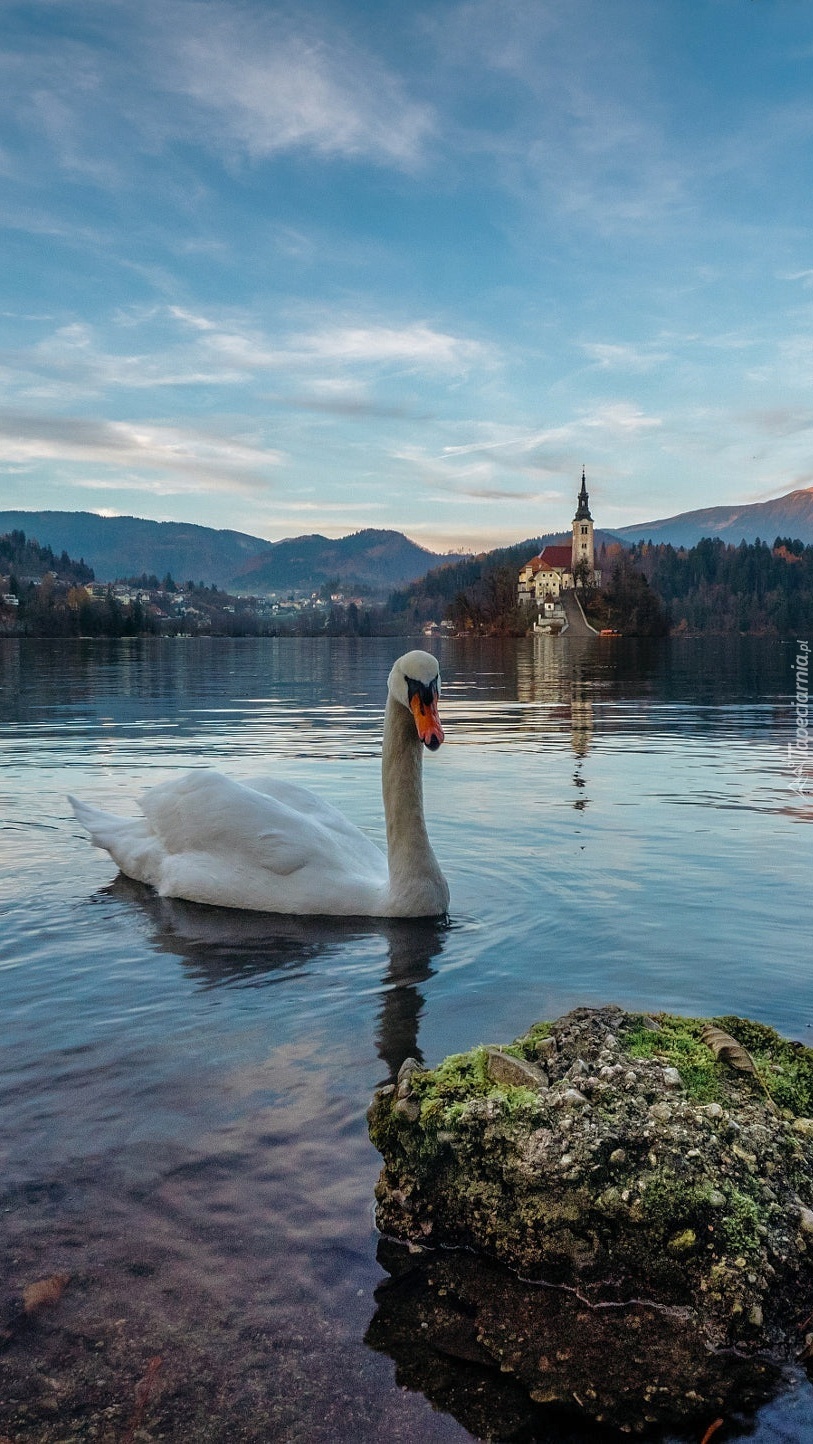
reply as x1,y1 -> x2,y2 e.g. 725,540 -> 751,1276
517,469 -> 602,609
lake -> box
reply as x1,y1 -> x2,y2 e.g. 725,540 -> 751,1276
1,634 -> 812,1443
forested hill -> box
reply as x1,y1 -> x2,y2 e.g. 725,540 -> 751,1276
630,536 -> 813,634
0,511 -> 274,589
0,512 -> 459,593
386,537 -> 548,627
389,533 -> 813,637
233,528 -> 459,593
0,528 -> 94,583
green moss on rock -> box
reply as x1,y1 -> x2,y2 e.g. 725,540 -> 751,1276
621,1010 -> 813,1113
714,1014 -> 813,1116
623,1013 -> 728,1101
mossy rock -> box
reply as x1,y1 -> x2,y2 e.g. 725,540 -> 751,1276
368,1005 -> 813,1415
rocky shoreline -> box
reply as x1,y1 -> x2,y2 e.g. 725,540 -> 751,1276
368,1005 -> 813,1432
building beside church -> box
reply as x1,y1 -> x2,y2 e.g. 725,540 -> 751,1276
517,469 -> 601,607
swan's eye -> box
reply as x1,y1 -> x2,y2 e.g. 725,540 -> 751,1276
406,676 -> 439,708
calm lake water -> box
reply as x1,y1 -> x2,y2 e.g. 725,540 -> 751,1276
1,634 -> 812,1442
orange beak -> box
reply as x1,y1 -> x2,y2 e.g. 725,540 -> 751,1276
410,693 -> 445,750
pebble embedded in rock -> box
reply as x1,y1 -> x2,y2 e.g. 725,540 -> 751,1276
397,1056 -> 423,1084
485,1048 -> 549,1092
393,1097 -> 420,1122
560,1088 -> 589,1107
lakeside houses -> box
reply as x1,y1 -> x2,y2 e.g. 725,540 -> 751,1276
0,553 -> 378,636
517,471 -> 602,616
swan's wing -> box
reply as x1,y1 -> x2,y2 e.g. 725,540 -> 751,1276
139,770 -> 384,879
241,775 -> 386,870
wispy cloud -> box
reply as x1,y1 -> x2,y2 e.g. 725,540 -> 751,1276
3,307 -> 491,409
581,402 -> 662,435
274,394 -> 429,420
778,269 -> 813,287
0,1 -> 436,210
0,410 -> 283,491
161,306 -> 491,374
438,482 -> 551,501
744,408 -> 813,439
289,322 -> 489,370
172,5 -> 435,169
425,0 -> 692,233
392,430 -> 567,503
581,341 -> 670,372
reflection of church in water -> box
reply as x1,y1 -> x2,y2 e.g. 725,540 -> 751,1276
517,637 -> 594,808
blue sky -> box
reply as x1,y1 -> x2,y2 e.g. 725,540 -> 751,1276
2,0 -> 813,552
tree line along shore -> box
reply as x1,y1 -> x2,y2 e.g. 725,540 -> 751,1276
2,527 -> 813,639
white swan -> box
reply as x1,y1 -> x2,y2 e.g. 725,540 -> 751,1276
69,650 -> 450,918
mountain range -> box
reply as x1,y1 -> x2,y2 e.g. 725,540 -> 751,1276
618,487 -> 813,548
2,487 -> 812,597
0,511 -> 459,593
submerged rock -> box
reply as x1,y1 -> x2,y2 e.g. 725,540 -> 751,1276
367,1238 -> 782,1437
367,1005 -> 813,1431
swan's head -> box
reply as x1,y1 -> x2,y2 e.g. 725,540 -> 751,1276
387,650 -> 444,750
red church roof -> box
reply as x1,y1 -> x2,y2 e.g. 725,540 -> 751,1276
538,545 -> 572,569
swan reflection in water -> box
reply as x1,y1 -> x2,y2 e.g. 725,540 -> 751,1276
104,873 -> 448,1082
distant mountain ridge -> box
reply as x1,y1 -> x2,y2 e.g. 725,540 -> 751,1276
0,511 -> 271,589
619,487 -> 813,548
234,528 -> 459,593
0,511 -> 460,593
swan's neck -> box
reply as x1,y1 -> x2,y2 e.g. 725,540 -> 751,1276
382,694 -> 449,917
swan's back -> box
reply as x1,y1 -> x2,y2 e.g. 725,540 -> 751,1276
71,770 -> 389,915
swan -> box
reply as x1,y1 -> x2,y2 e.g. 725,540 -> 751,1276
69,649 -> 450,918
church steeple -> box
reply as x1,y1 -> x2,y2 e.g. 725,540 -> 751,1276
575,466 -> 592,521
571,467 -> 595,579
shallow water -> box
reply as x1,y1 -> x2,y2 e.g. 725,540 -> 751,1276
1,635 -> 812,1442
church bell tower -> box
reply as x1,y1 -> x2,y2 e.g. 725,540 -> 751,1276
571,467 -> 594,579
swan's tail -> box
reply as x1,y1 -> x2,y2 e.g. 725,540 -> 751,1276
69,794 -> 163,887
69,794 -> 127,842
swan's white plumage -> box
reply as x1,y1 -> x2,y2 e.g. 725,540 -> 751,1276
69,649 -> 448,918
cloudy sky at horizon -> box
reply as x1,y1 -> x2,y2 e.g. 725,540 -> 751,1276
3,0 -> 813,552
